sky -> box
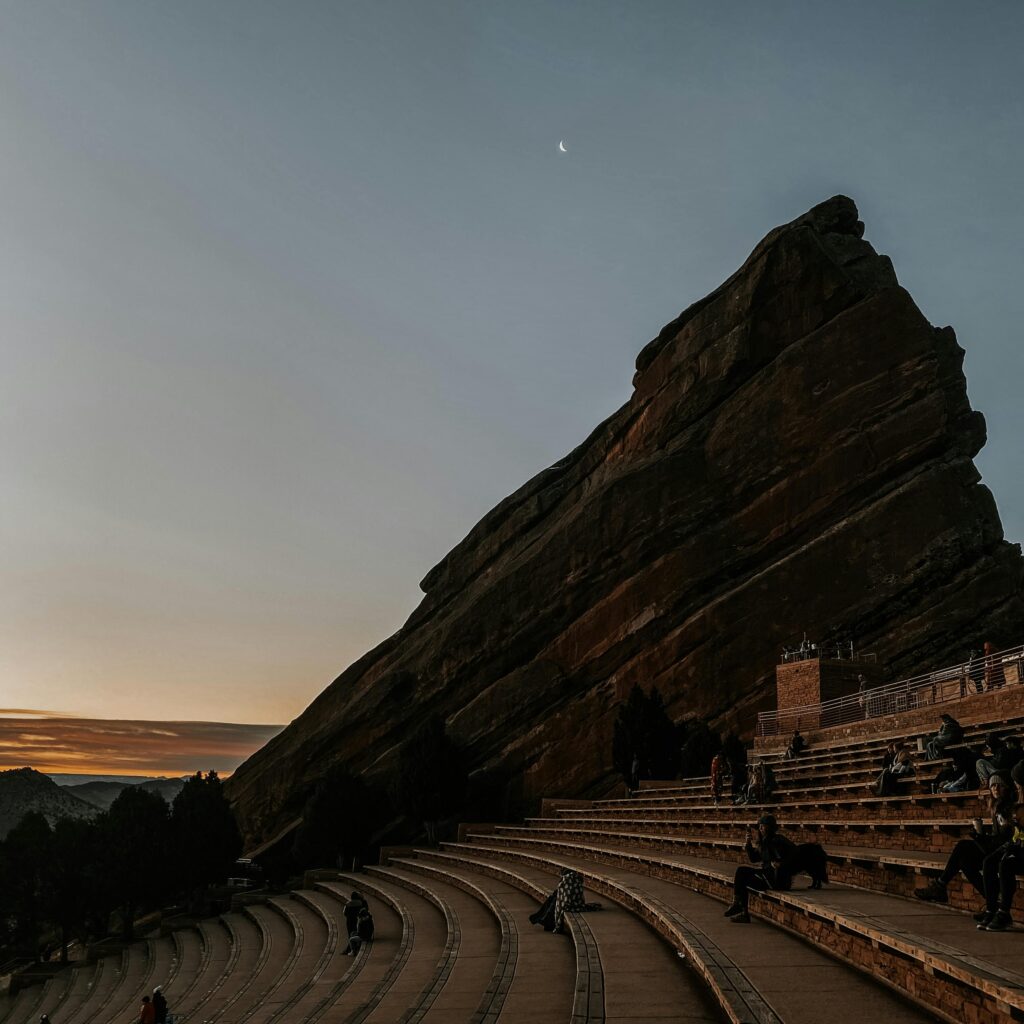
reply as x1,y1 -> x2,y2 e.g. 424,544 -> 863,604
1,2 -> 1022,752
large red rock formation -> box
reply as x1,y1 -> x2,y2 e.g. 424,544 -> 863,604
227,196 -> 1024,845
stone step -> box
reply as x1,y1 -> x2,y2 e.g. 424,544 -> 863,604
481,825 -> 1007,913
99,934 -> 177,1024
289,879 -> 401,1023
365,862 -> 506,1021
172,919 -> 233,1020
182,912 -> 263,1024
757,710 -> 1024,762
390,850 -> 726,1024
167,925 -> 206,1009
561,788 -> 983,822
338,870 -> 455,1024
272,888 -> 352,1022
96,937 -> 159,1024
310,873 -> 434,1023
206,901 -> 294,1023
59,950 -> 116,1024
38,959 -> 100,1024
528,814 -> 974,854
91,949 -> 134,1024
237,894 -> 331,1024
451,834 -> 1024,1023
416,844 -> 937,1024
20,971 -> 73,1024
605,772 -> 940,807
377,856 -> 580,1024
0,971 -> 63,1024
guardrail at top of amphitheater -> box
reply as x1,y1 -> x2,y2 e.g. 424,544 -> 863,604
756,642 -> 1024,736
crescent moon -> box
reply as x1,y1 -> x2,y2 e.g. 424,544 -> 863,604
558,140 -> 567,153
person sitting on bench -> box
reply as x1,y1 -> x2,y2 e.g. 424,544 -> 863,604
870,742 -> 914,796
724,814 -> 826,923
785,730 -> 806,760
925,713 -> 964,761
915,772 -> 1018,907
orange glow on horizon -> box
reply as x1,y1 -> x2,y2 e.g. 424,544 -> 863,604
0,711 -> 282,778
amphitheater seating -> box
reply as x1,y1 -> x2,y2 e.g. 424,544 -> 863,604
97,935 -> 175,1024
5,694 -> 1024,1023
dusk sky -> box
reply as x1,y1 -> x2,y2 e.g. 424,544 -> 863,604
2,3 -> 1022,765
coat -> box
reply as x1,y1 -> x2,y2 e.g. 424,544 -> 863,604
745,831 -> 799,889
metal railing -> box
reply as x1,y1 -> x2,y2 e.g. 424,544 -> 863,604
757,642 -> 1024,737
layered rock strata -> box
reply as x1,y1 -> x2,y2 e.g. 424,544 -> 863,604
228,196 -> 1024,845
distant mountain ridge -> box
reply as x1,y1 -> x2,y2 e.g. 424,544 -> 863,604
64,776 -> 186,810
0,767 -> 95,838
0,767 -> 187,835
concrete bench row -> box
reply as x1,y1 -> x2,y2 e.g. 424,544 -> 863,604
559,787 -> 984,822
483,822 -> 1009,913
0,885 -> 382,1024
444,830 -> 1024,1024
529,813 -> 977,854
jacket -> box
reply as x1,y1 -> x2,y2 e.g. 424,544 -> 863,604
745,831 -> 798,888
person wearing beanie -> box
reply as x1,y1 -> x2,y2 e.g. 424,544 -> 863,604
723,813 -> 799,924
978,803 -> 1024,930
153,985 -> 168,1024
915,772 -> 1018,911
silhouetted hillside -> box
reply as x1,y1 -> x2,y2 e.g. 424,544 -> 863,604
0,767 -> 96,837
64,776 -> 186,811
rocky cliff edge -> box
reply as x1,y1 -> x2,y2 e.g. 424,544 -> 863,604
227,196 -> 1024,846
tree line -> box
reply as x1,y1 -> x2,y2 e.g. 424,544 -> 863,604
287,716 -> 470,880
0,771 -> 241,963
612,684 -> 745,783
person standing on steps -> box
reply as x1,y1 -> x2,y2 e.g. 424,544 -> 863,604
139,995 -> 156,1024
724,814 -> 798,923
710,751 -> 729,805
629,752 -> 640,793
914,773 -> 1018,908
153,985 -> 168,1024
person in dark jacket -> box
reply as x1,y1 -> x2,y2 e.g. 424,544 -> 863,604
977,803 -> 1024,930
925,714 -> 964,760
915,773 -> 1018,905
344,907 -> 375,954
784,730 -> 806,760
932,742 -> 983,793
343,891 -> 368,937
724,814 -> 798,923
710,752 -> 729,805
152,986 -> 167,1024
871,742 -> 915,796
977,734 -> 1024,786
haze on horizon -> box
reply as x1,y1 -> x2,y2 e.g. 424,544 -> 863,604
2,2 -> 1022,733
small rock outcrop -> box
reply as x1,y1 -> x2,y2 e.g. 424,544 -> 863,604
227,196 -> 1024,846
